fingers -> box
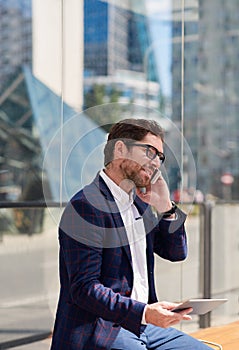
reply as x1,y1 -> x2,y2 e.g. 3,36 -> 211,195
175,307 -> 193,315
136,187 -> 152,204
159,301 -> 179,309
145,302 -> 193,328
177,308 -> 193,320
161,309 -> 192,328
182,314 -> 193,321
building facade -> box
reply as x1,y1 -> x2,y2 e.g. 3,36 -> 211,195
0,0 -> 32,92
171,0 -> 239,198
197,0 -> 239,198
83,0 -> 160,109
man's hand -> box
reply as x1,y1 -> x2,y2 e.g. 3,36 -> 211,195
137,176 -> 172,213
144,301 -> 192,328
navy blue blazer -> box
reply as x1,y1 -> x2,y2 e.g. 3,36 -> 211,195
51,173 -> 187,350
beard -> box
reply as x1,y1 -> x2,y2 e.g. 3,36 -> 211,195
120,159 -> 151,187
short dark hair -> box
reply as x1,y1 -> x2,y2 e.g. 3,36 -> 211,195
104,118 -> 164,166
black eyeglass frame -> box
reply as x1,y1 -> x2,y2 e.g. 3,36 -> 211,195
125,142 -> 165,164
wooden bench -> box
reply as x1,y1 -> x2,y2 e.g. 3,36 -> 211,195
190,321 -> 239,349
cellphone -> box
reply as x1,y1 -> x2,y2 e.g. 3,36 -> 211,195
150,169 -> 162,184
139,169 -> 162,193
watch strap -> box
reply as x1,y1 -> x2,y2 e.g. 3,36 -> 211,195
162,201 -> 177,218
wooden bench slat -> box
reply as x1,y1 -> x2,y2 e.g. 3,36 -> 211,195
190,321 -> 239,350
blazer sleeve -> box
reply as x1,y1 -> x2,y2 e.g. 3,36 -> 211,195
59,195 -> 146,336
153,206 -> 188,262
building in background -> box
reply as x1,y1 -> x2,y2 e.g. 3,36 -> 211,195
171,0 -> 199,197
84,71 -> 160,111
83,0 -> 161,110
32,0 -> 83,110
197,0 -> 239,198
171,0 -> 239,199
0,0 -> 101,205
0,0 -> 32,92
0,0 -> 239,199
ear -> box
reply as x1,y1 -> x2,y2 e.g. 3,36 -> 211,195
114,140 -> 127,160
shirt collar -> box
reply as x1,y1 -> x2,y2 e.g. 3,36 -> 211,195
99,169 -> 134,207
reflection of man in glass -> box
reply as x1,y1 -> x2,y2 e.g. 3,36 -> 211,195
51,119 -> 210,349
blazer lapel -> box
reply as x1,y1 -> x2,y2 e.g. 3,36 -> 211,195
93,173 -> 132,265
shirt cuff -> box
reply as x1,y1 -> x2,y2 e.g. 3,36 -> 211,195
163,213 -> 178,221
141,305 -> 148,325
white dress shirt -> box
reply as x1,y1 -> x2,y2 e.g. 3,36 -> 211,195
100,170 -> 149,309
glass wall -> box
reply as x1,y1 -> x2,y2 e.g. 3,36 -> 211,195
1,0 -> 239,206
155,203 -> 239,332
0,0 -> 239,346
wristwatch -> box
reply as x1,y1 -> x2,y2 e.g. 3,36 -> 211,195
162,201 -> 177,218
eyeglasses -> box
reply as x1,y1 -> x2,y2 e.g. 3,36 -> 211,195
126,142 -> 165,164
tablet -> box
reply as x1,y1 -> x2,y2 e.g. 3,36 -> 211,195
172,298 -> 228,315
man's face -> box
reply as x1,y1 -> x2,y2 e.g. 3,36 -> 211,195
120,133 -> 164,187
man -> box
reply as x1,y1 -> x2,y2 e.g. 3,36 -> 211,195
51,118 -> 210,349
